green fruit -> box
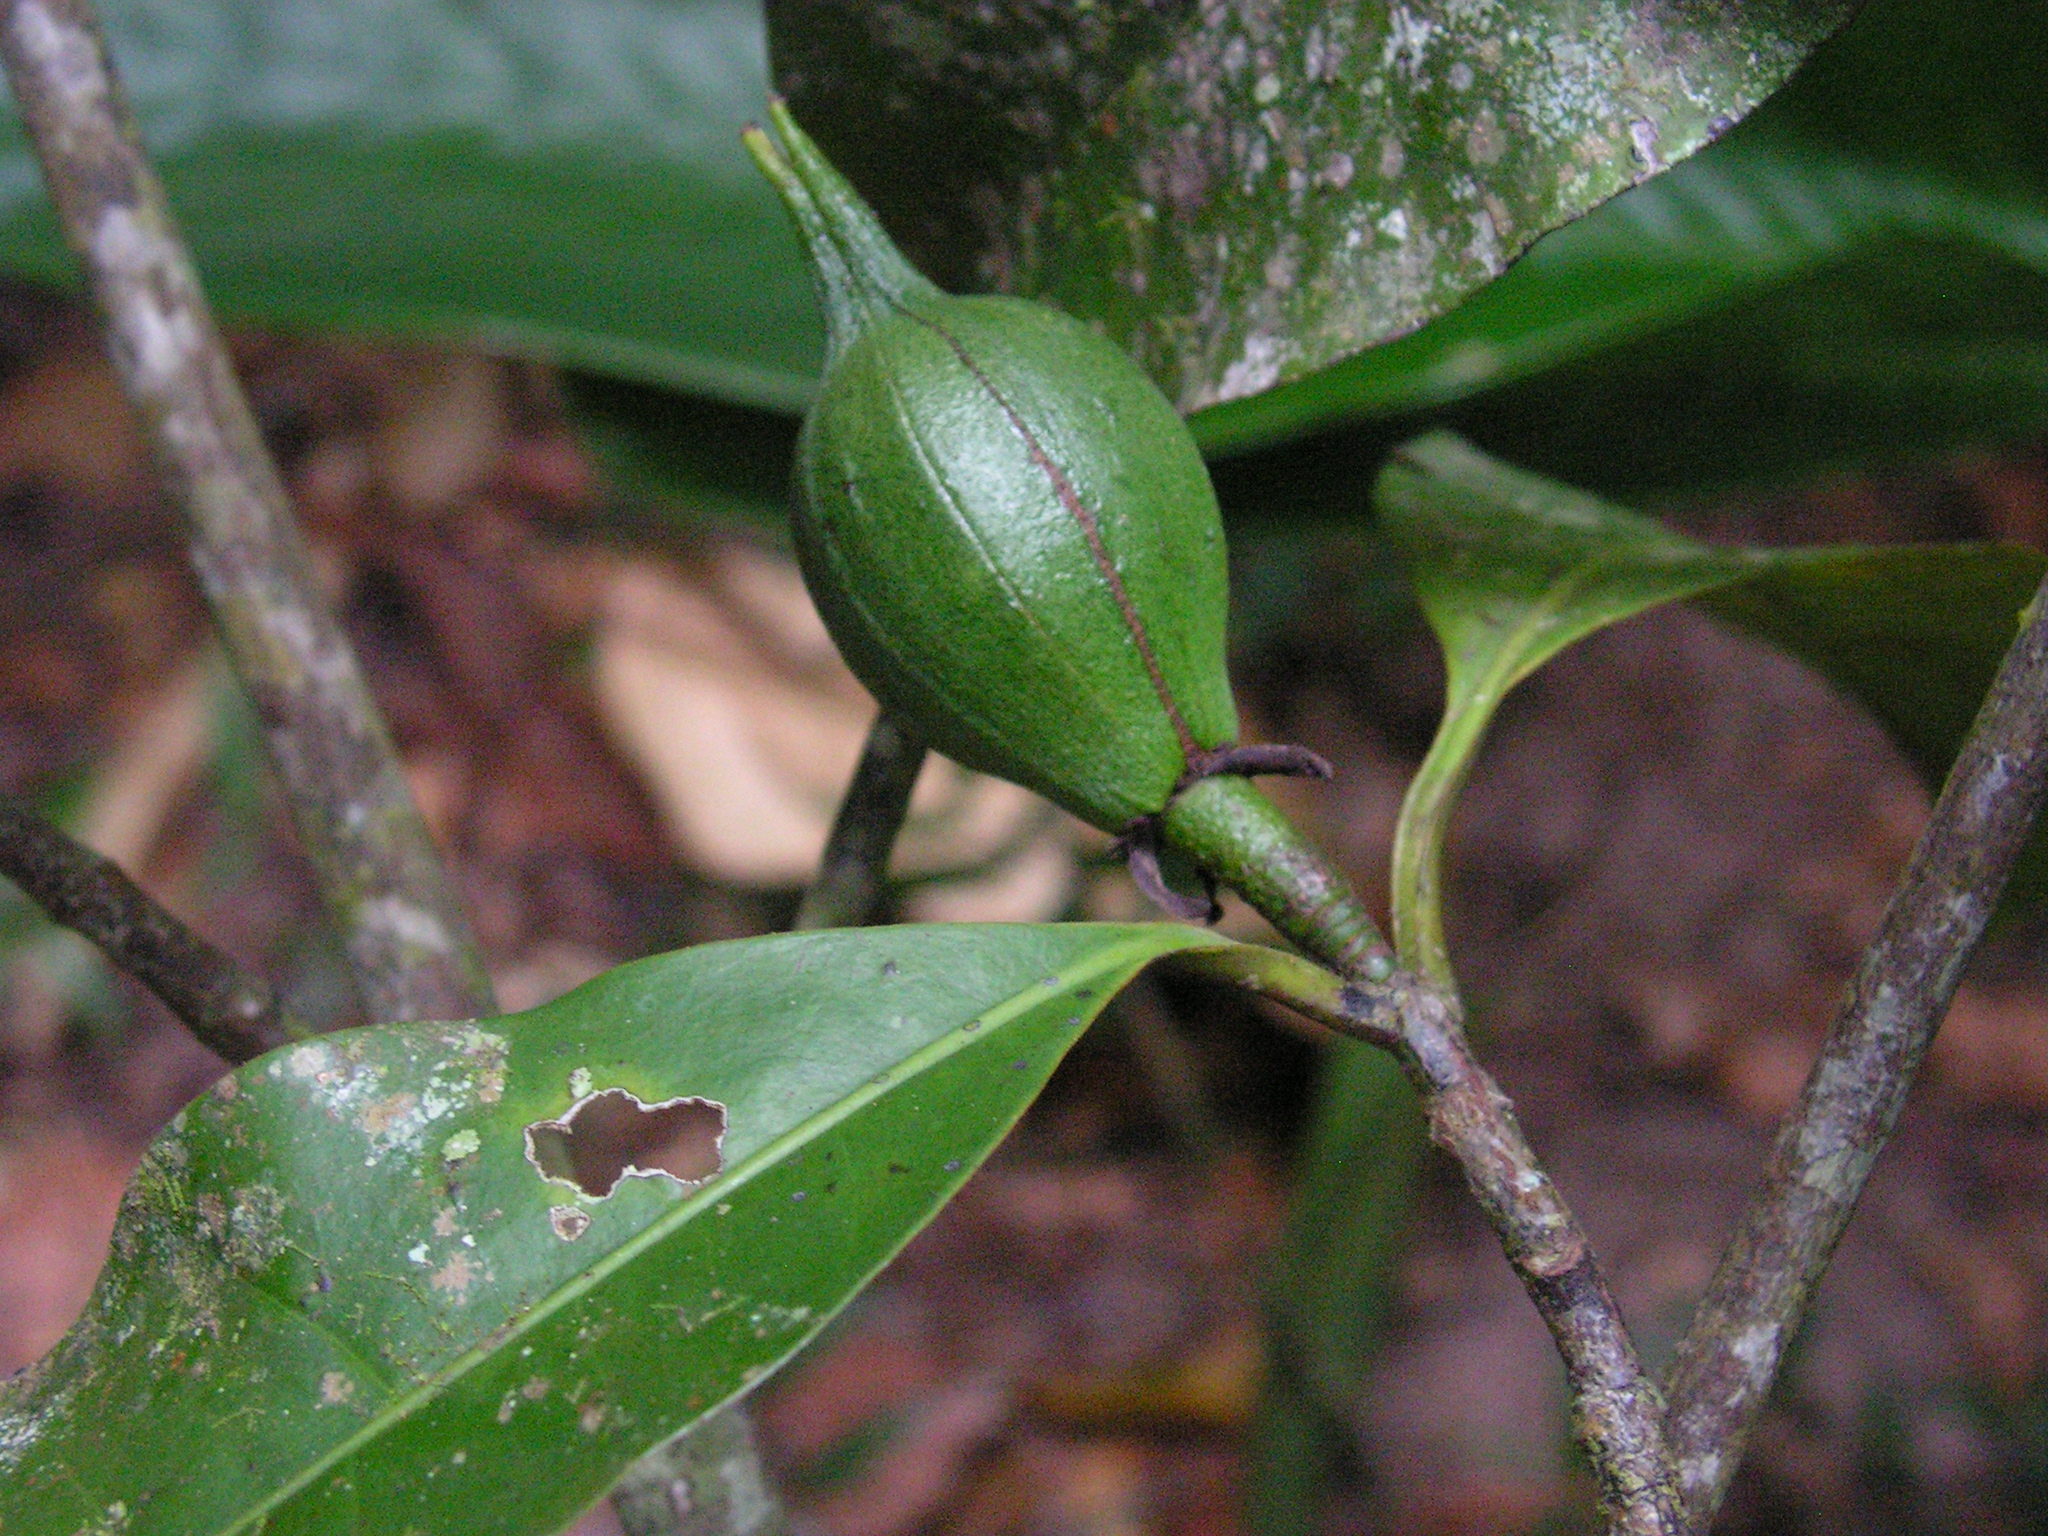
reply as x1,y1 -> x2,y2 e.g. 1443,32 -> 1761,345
745,103 -> 1238,834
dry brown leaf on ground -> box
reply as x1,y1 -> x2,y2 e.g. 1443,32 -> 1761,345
592,544 -> 1074,912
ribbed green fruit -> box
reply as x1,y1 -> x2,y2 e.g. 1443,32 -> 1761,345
745,103 -> 1237,834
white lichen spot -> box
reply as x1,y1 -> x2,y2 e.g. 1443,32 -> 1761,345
1378,207 -> 1411,242
1318,152 -> 1355,190
407,1242 -> 431,1265
1729,1321 -> 1780,1373
568,1066 -> 594,1099
430,1252 -> 481,1301
579,1402 -> 607,1434
13,3 -> 107,112
1215,332 -> 1286,402
1381,5 -> 1436,83
1252,72 -> 1281,105
1377,136 -> 1406,180
1466,108 -> 1505,167
360,896 -> 452,955
1448,60 -> 1475,92
319,1371 -> 355,1406
1629,117 -> 1664,170
496,1391 -> 519,1425
550,1205 -> 592,1242
1466,208 -> 1502,272
442,1129 -> 481,1163
451,1449 -> 466,1465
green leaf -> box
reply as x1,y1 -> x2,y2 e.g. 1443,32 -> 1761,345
767,0 -> 1852,416
0,923 -> 1219,1535
564,373 -> 799,536
1192,0 -> 2048,469
1377,434 -> 2048,975
0,0 -> 825,413
1379,433 -> 1755,980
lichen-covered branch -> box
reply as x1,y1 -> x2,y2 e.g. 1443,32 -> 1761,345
0,792 -> 301,1062
793,712 -> 927,932
1663,572 -> 2048,1528
1163,791 -> 1684,1535
0,0 -> 491,1025
1381,974 -> 1682,1534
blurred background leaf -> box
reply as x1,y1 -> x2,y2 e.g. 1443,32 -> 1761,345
0,0 -> 825,412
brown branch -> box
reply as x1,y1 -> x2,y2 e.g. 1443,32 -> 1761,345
1663,571 -> 2048,1528
0,0 -> 491,1025
0,792 -> 299,1063
1161,790 -> 1684,1533
1384,975 -> 1682,1533
793,712 -> 927,932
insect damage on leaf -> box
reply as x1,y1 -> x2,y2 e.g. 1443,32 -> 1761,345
524,1088 -> 726,1199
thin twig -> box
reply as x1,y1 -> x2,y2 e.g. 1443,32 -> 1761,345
1381,974 -> 1681,1533
0,792 -> 301,1063
0,0 -> 491,1025
1163,789 -> 1684,1534
1663,571 -> 2048,1528
793,712 -> 928,931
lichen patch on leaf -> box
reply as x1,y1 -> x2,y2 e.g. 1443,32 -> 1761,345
272,1025 -> 508,1168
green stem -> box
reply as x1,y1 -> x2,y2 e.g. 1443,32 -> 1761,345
1161,776 -> 1391,983
1388,690 -> 1493,990
793,713 -> 927,932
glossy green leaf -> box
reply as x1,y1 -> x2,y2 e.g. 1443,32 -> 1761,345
1191,0 -> 2048,462
1381,433 -> 1756,980
0,922 -> 1220,1535
768,0 -> 1851,418
0,0 -> 825,412
1379,434 -> 2048,976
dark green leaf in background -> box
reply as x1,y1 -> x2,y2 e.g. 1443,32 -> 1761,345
769,0 -> 1852,415
0,0 -> 825,412
0,924 -> 1216,1536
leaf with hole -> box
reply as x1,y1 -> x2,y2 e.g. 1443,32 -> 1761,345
0,922 -> 1221,1535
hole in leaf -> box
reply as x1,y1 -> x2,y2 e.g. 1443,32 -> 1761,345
524,1089 -> 726,1199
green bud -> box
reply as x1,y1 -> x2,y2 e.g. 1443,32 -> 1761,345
745,103 -> 1239,836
